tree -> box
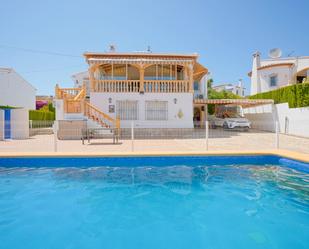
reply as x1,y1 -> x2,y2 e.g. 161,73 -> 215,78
207,78 -> 213,89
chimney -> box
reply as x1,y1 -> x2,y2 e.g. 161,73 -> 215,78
250,51 -> 261,95
238,79 -> 243,88
253,51 -> 261,68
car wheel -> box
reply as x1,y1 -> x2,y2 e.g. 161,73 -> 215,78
223,122 -> 228,129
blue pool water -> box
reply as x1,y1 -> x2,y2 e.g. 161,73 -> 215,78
0,156 -> 308,249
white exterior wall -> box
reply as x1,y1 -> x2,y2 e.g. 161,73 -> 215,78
11,108 -> 29,139
54,99 -> 64,120
198,75 -> 208,98
296,57 -> 309,73
0,68 -> 36,110
258,66 -> 292,93
0,110 -> 3,140
244,103 -> 309,138
90,92 -> 194,128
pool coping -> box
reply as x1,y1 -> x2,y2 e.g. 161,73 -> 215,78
0,149 -> 308,163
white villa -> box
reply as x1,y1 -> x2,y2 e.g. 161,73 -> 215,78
0,68 -> 35,140
249,52 -> 309,95
0,67 -> 36,109
55,52 -> 209,130
213,80 -> 245,97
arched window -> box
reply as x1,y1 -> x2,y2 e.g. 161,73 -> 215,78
113,64 -> 126,80
144,64 -> 184,80
144,65 -> 157,80
94,64 -> 140,80
127,65 -> 139,80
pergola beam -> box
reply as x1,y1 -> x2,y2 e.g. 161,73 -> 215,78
194,99 -> 274,108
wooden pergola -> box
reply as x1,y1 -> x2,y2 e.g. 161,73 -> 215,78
83,52 -> 208,93
193,98 -> 275,127
194,98 -> 274,108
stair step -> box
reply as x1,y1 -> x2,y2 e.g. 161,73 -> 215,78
85,104 -> 118,130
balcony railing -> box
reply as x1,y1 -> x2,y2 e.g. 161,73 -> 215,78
95,80 -> 140,92
93,80 -> 191,93
144,80 -> 189,93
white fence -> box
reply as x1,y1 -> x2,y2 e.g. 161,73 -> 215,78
0,120 -> 297,153
244,103 -> 309,138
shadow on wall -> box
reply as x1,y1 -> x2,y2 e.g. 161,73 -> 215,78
0,108 -> 29,140
244,103 -> 309,138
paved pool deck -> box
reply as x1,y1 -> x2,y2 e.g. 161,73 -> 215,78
0,131 -> 309,163
1,131 -> 309,152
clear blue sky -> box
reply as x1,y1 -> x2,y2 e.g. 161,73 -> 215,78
1,0 -> 308,95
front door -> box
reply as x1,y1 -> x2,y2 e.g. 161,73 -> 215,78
193,107 -> 201,127
4,109 -> 11,139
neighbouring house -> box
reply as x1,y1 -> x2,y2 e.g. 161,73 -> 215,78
71,71 -> 90,97
0,67 -> 36,110
0,68 -> 36,140
249,52 -> 309,95
54,51 -> 209,134
213,80 -> 245,97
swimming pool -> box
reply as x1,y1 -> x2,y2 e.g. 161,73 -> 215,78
0,155 -> 308,249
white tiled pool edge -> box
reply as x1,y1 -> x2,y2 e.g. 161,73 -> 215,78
0,149 -> 308,163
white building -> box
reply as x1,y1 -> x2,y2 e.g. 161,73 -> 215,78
0,68 -> 35,140
71,71 -> 90,97
249,52 -> 309,95
213,80 -> 245,97
0,67 -> 36,110
55,52 -> 209,130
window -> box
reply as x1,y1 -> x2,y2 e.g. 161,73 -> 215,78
194,81 -> 199,91
116,100 -> 138,120
145,101 -> 168,120
270,75 -> 278,87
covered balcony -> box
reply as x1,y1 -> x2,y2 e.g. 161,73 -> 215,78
85,53 -> 208,93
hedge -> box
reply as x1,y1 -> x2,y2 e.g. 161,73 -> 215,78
249,83 -> 309,108
29,110 -> 55,121
29,102 -> 56,121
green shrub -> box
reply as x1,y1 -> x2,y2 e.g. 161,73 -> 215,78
249,83 -> 309,108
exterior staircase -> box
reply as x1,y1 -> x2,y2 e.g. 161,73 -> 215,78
84,101 -> 120,130
55,84 -> 120,138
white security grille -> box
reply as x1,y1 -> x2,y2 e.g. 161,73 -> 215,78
145,101 -> 168,120
116,100 -> 138,120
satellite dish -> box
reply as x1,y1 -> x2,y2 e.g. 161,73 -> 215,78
269,48 -> 282,58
